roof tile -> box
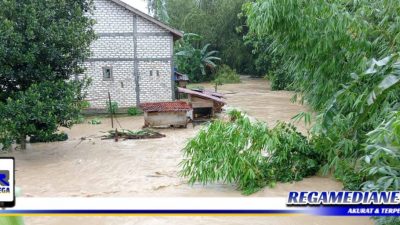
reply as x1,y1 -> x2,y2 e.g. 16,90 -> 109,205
140,101 -> 192,112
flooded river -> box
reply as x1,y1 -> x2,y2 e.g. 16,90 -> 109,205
9,77 -> 372,224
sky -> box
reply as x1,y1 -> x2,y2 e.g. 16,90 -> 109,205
121,0 -> 148,13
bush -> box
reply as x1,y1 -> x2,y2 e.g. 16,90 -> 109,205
265,122 -> 320,183
266,67 -> 293,91
361,111 -> 400,192
88,118 -> 102,125
181,110 -> 269,194
214,65 -> 241,84
30,133 -> 68,143
181,110 -> 320,195
0,81 -> 87,150
106,101 -> 118,115
128,107 -> 142,116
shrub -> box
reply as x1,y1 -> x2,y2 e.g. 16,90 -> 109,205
30,133 -> 68,143
265,122 -> 320,183
88,118 -> 102,125
128,107 -> 142,116
181,110 -> 320,195
265,67 -> 293,91
0,81 -> 87,150
181,110 -> 269,194
106,101 -> 118,115
214,65 -> 241,84
361,111 -> 400,192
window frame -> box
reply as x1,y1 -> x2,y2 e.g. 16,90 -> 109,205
102,66 -> 113,81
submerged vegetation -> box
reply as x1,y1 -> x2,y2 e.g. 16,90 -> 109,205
214,65 -> 241,84
242,0 -> 400,192
102,129 -> 166,140
181,110 -> 320,195
181,1 -> 399,223
127,107 -> 143,116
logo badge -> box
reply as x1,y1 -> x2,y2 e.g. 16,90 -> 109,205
0,170 -> 10,187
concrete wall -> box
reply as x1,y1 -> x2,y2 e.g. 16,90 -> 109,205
82,0 -> 174,109
144,111 -> 188,127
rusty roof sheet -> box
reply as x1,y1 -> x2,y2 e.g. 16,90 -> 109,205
192,89 -> 225,98
140,101 -> 192,112
177,87 -> 226,104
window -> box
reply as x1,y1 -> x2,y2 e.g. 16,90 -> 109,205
149,70 -> 153,76
103,66 -> 113,81
156,70 -> 160,76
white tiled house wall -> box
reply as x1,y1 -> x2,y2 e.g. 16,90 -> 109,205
83,0 -> 174,109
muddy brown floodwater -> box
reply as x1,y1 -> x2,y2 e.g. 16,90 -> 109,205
8,76 -> 372,225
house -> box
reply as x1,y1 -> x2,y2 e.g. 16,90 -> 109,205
81,0 -> 183,111
177,87 -> 226,121
140,101 -> 192,128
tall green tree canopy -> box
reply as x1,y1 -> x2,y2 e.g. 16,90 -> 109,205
166,0 -> 257,74
244,0 -> 400,109
0,0 -> 96,149
175,33 -> 221,82
0,0 -> 96,101
147,0 -> 169,23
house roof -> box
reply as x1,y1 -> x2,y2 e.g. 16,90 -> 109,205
174,71 -> 189,81
191,89 -> 224,98
177,87 -> 226,104
140,101 -> 192,112
110,0 -> 183,40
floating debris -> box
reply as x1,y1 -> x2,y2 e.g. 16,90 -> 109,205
102,129 -> 166,140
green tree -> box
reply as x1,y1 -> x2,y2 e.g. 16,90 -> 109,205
175,33 -> 221,82
147,0 -> 169,23
166,0 -> 256,74
0,81 -> 89,150
244,6 -> 400,223
0,0 -> 96,150
244,0 -> 400,110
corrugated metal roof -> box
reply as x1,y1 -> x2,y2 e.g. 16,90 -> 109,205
191,89 -> 224,98
140,101 -> 192,112
174,72 -> 189,81
177,87 -> 226,104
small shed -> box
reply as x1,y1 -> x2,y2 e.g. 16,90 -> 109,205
140,101 -> 192,128
177,87 -> 226,121
174,71 -> 189,88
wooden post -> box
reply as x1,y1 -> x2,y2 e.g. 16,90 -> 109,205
20,135 -> 27,150
115,128 -> 119,142
108,92 -> 114,129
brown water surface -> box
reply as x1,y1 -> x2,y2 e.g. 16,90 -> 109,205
9,76 -> 371,224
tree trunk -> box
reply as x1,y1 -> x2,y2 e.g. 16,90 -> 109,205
20,135 -> 27,150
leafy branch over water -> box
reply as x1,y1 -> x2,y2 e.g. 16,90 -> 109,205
180,110 -> 320,195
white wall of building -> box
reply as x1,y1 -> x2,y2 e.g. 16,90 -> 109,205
83,0 -> 174,110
